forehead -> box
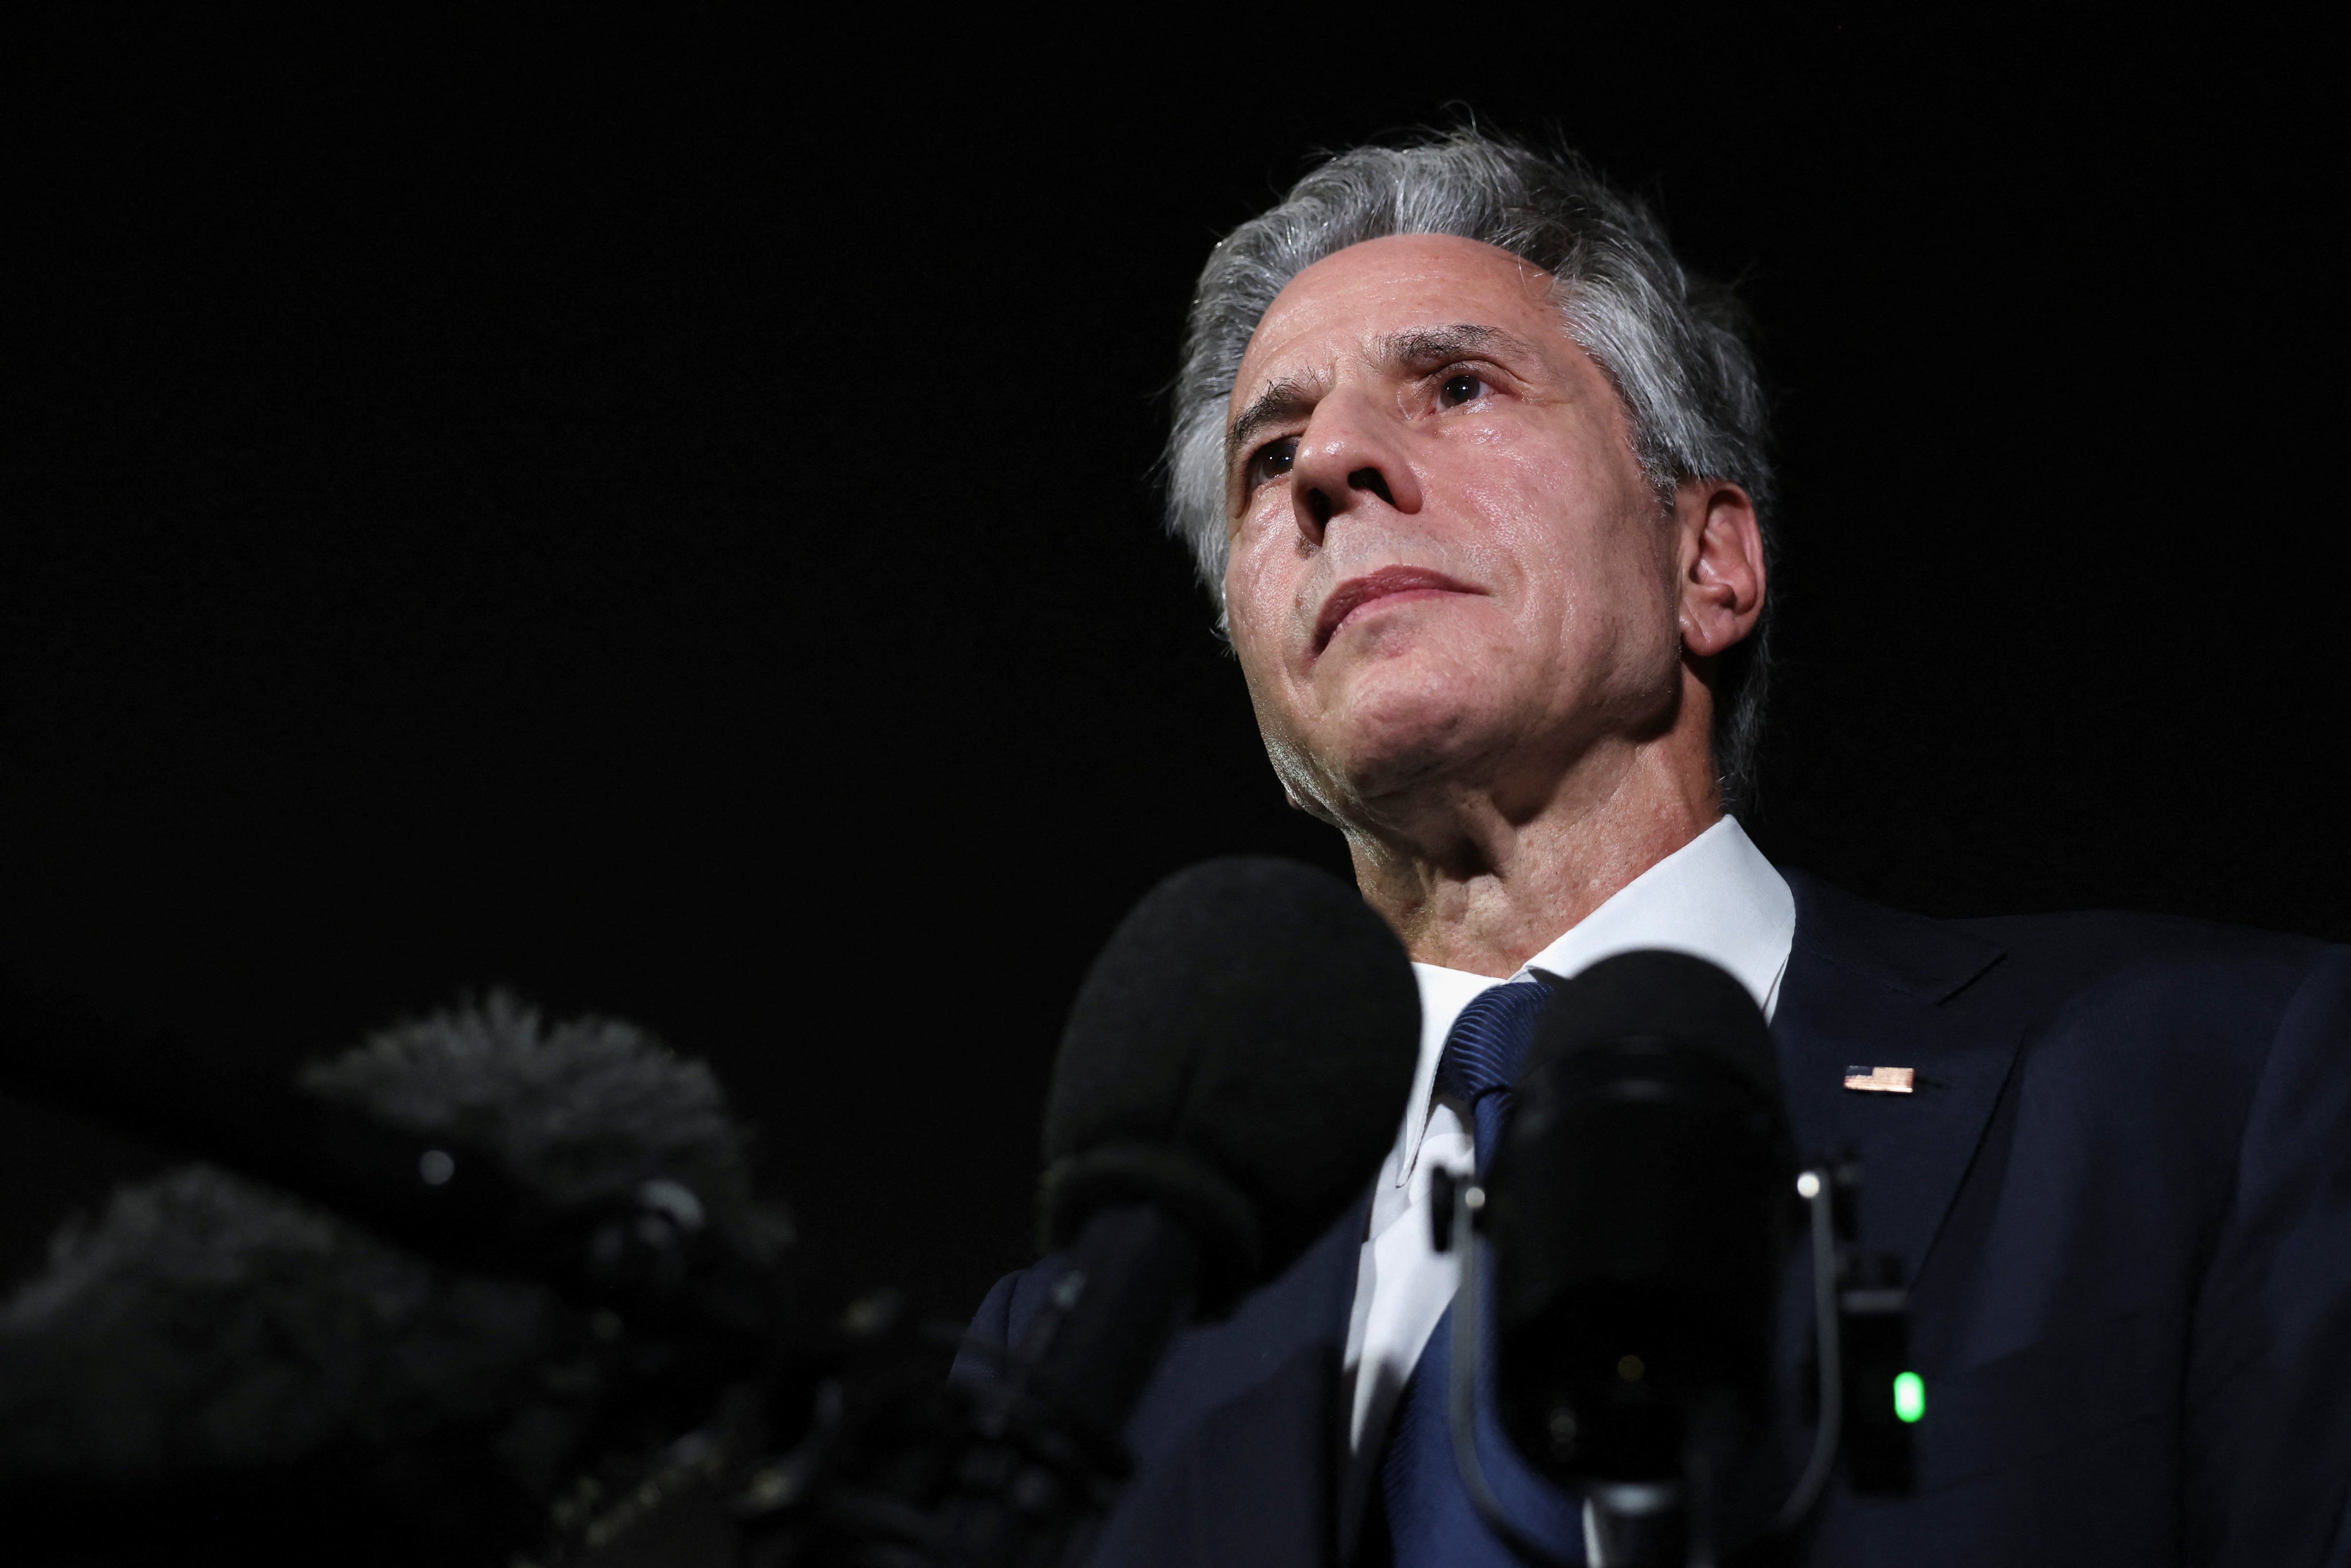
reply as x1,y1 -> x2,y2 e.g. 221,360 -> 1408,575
1230,234 -> 1563,411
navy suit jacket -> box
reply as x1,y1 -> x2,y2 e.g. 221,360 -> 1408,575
959,873 -> 2351,1565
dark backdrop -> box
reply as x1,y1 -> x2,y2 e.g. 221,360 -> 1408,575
9,17 -> 2344,1321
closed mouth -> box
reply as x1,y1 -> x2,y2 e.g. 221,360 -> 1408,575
1313,566 -> 1482,655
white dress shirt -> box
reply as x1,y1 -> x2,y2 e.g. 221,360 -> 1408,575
1335,816 -> 1796,1527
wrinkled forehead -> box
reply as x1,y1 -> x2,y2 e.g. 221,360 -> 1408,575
1229,234 -> 1561,416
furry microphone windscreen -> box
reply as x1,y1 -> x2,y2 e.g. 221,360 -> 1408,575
0,993 -> 792,1566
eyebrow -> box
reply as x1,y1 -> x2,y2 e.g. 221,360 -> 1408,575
1223,322 -> 1541,471
1225,374 -> 1323,471
1381,322 -> 1535,372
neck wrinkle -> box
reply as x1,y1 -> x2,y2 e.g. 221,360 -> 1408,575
1350,731 -> 1718,977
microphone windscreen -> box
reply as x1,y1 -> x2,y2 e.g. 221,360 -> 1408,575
1524,948 -> 1781,1101
0,992 -> 789,1563
1040,857 -> 1418,1309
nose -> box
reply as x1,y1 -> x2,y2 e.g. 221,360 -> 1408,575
1288,389 -> 1423,546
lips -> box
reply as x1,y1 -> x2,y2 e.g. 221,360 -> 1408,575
1313,566 -> 1482,655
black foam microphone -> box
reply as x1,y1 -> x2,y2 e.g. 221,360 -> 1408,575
790,856 -> 1420,1566
1024,854 -> 1420,1434
1485,951 -> 1796,1517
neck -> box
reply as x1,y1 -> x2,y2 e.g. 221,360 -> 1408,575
1342,725 -> 1721,978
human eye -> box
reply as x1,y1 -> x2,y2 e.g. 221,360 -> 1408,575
1244,435 -> 1299,492
1437,369 -> 1492,408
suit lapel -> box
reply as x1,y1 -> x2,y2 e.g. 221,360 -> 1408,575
1772,871 -> 2018,1281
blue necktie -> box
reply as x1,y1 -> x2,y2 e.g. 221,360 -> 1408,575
1378,980 -> 1587,1565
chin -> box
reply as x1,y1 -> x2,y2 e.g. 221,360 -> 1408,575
1315,656 -> 1504,802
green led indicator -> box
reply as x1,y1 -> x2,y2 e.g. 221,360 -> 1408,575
1892,1371 -> 1926,1423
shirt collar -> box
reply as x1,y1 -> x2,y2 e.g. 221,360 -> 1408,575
1392,815 -> 1796,1176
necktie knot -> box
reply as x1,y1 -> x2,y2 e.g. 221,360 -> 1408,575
1435,978 -> 1550,1106
1434,979 -> 1551,1180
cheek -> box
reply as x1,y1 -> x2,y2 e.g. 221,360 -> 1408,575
1455,447 -> 1668,662
1223,532 -> 1297,682
1557,531 -> 1683,694
1225,509 -> 1298,613
1450,451 -> 1599,611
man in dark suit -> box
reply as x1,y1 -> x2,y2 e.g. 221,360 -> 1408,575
959,130 -> 2351,1564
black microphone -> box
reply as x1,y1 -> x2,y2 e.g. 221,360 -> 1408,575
1485,951 -> 1796,1551
792,855 -> 1419,1565
1028,854 -> 1421,1423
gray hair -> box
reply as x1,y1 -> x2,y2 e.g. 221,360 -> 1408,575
1163,129 -> 1777,815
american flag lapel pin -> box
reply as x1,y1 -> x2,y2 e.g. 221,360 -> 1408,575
1843,1064 -> 1916,1094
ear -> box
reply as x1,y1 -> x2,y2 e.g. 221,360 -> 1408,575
1674,481 -> 1765,659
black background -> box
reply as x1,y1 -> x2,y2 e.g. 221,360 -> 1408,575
9,16 -> 2345,1322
